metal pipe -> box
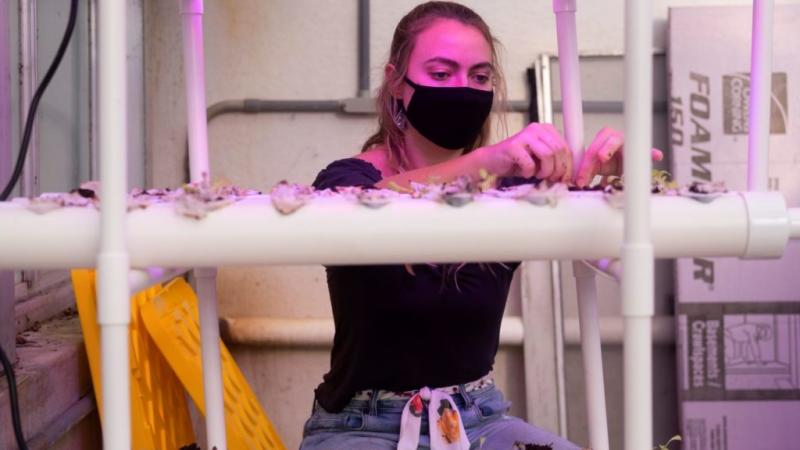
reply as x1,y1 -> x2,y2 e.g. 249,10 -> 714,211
199,99 -> 661,125
747,0 -> 774,191
97,3 -> 131,449
551,260 -> 568,436
1,192 -> 795,269
19,0 -> 38,198
88,0 -> 99,180
357,0 -> 370,97
536,52 -> 569,437
623,0 -> 655,449
18,0 -> 39,289
179,0 -> 227,448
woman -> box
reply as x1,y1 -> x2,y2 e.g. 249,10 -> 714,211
301,2 -> 659,449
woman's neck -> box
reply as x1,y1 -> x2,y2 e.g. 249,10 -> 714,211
403,126 -> 463,170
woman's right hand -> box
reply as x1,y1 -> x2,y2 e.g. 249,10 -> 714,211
472,123 -> 572,183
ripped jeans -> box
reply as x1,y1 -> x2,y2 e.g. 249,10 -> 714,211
299,384 -> 580,450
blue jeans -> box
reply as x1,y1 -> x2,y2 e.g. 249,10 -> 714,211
299,384 -> 580,450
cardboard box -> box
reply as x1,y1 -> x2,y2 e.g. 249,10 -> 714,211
669,5 -> 800,449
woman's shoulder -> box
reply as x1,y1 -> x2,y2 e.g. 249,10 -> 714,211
355,146 -> 396,179
312,149 -> 390,190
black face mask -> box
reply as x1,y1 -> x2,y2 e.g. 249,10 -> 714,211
400,76 -> 494,150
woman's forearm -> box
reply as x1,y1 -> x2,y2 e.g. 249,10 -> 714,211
375,149 -> 488,189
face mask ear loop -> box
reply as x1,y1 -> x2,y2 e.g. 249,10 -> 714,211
392,97 -> 407,130
403,76 -> 422,90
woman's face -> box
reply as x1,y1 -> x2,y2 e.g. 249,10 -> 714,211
402,19 -> 494,105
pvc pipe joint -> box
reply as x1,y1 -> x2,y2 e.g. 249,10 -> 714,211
790,208 -> 800,239
180,0 -> 203,15
97,252 -> 132,325
552,0 -> 577,13
740,191 -> 789,258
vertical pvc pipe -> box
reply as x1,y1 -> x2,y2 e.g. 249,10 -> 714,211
552,0 -> 585,172
623,0 -> 654,449
180,1 -> 226,448
97,1 -> 131,449
181,0 -> 210,183
747,0 -> 774,191
552,2 -> 609,449
194,267 -> 225,449
574,262 -> 610,450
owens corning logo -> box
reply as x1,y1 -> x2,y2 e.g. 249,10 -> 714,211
723,72 -> 788,134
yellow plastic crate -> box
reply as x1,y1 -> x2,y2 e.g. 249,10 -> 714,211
71,270 -> 196,450
139,277 -> 285,450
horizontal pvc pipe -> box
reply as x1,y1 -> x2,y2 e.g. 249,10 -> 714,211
564,316 -> 674,345
219,316 -> 674,347
221,316 -> 522,347
2,193 -> 791,269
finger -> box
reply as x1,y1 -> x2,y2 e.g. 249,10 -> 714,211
597,133 -> 624,164
575,131 -> 607,187
510,145 -> 537,178
544,123 -> 570,149
576,149 -> 600,187
523,136 -> 555,180
563,150 -> 574,183
652,148 -> 664,161
540,124 -> 571,181
550,151 -> 567,182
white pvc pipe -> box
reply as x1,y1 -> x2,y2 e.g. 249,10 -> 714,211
181,0 -> 210,183
97,1 -> 131,449
624,317 -> 652,450
180,0 -> 227,448
220,315 -> 676,347
623,0 -> 654,449
1,193 -> 795,269
194,267 -> 226,450
552,0 -> 585,173
221,316 -> 525,347
747,0 -> 774,191
791,208 -> 800,238
553,3 -> 608,446
563,316 -> 675,345
573,262 -> 610,450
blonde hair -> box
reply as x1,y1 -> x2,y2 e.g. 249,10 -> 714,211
361,1 -> 508,170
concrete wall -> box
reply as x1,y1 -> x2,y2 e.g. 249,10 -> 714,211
142,1 -> 762,448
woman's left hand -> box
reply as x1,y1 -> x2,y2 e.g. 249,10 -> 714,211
574,127 -> 664,187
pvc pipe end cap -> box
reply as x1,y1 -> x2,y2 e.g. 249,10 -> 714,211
741,191 -> 790,259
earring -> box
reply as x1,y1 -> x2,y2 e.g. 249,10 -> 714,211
392,101 -> 407,130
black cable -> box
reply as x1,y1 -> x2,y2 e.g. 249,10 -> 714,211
1,1 -> 79,448
0,344 -> 28,450
0,0 -> 79,201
